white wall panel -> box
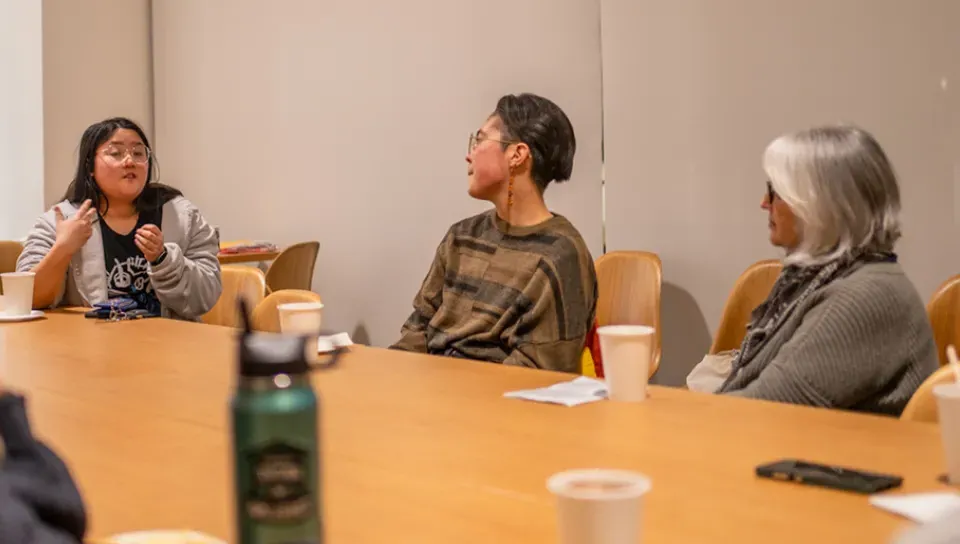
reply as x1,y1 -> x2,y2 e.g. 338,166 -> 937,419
0,0 -> 44,240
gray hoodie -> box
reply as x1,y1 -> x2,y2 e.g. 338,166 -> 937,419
16,196 -> 222,321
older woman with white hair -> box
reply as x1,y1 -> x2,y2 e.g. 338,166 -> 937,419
715,125 -> 938,415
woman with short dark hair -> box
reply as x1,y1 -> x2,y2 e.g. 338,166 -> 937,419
391,94 -> 597,372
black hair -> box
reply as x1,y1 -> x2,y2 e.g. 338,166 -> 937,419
493,93 -> 576,192
62,117 -> 182,215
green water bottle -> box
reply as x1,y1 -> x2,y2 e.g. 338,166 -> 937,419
231,310 -> 340,544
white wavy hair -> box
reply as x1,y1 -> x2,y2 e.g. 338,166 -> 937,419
763,124 -> 902,266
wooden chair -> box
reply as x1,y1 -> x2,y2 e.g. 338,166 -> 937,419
251,289 -> 323,333
594,251 -> 662,376
0,241 -> 23,274
901,366 -> 957,423
265,241 -> 320,293
927,274 -> 960,367
709,259 -> 782,355
201,266 -> 266,328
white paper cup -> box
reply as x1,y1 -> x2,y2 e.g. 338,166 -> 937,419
548,469 -> 652,544
598,325 -> 655,402
278,302 -> 324,358
933,382 -> 960,485
0,272 -> 35,317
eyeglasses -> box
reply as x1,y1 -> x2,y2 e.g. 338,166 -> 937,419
93,305 -> 133,323
100,145 -> 151,165
766,181 -> 778,203
468,132 -> 517,153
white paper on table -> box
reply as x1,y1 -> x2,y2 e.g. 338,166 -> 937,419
869,492 -> 960,523
504,376 -> 608,407
317,332 -> 353,353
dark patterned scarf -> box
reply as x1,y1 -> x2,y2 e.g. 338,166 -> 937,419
730,249 -> 897,372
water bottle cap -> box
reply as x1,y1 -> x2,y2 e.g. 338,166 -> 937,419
238,331 -> 311,377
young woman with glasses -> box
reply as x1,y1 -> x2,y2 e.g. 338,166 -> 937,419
17,117 -> 222,320
391,94 -> 597,373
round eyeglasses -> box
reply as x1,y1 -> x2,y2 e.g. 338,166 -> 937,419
101,145 -> 151,165
468,132 -> 517,153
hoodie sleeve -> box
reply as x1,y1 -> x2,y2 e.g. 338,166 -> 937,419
16,209 -> 67,309
0,393 -> 87,544
148,199 -> 223,319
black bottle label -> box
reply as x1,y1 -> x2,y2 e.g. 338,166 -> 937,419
245,442 -> 313,523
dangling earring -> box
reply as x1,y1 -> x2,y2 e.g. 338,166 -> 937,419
507,172 -> 515,208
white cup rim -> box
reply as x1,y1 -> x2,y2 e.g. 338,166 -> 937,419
597,325 -> 655,337
547,469 -> 652,501
933,382 -> 960,399
277,302 -> 324,312
0,272 -> 35,278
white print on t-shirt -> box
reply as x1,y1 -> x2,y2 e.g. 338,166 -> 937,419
107,256 -> 153,296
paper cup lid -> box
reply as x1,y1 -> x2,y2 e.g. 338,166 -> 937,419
102,530 -> 225,544
278,302 -> 324,312
933,382 -> 960,398
597,325 -> 655,337
547,469 -> 651,500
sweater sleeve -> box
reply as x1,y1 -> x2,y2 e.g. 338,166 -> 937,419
391,232 -> 450,353
0,393 -> 87,544
502,256 -> 596,373
723,283 -> 928,412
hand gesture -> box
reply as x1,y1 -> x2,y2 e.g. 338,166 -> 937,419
53,199 -> 97,254
135,224 -> 165,263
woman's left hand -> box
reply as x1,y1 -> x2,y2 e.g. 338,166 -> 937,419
135,224 -> 165,263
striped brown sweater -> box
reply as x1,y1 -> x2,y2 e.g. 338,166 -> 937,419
392,210 -> 597,373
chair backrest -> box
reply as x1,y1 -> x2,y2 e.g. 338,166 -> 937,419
901,366 -> 957,423
0,241 -> 23,274
594,251 -> 662,375
265,241 -> 320,293
201,265 -> 266,327
927,274 -> 960,367
709,259 -> 782,355
251,289 -> 323,333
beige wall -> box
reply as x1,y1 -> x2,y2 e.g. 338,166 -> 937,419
151,0 -> 604,346
144,0 -> 960,380
602,0 -> 960,385
42,0 -> 153,208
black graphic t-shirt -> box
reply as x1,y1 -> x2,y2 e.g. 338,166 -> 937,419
100,208 -> 163,315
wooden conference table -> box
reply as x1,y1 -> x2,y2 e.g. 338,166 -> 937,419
0,313 -> 950,543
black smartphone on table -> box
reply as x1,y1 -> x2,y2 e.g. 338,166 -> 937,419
756,459 -> 902,494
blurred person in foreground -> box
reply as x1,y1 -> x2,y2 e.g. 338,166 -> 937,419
0,385 -> 86,543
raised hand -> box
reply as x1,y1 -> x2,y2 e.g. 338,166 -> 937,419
53,199 -> 97,254
135,224 -> 165,263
